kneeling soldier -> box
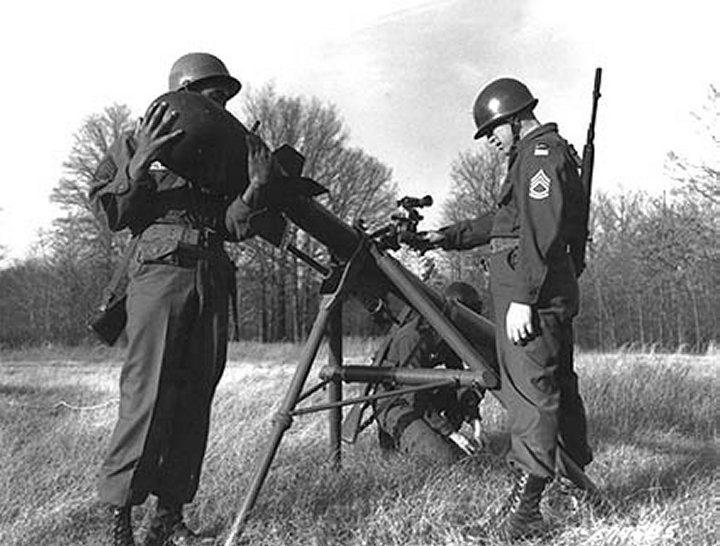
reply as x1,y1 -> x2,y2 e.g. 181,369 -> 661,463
374,282 -> 487,464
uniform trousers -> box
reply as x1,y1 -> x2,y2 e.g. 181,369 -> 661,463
489,247 -> 592,480
98,247 -> 232,506
376,401 -> 463,465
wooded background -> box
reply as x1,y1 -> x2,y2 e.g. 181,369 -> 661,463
1,85 -> 717,351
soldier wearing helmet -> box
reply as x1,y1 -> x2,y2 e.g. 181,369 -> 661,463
90,52 -> 281,546
168,52 -> 242,101
419,77 -> 592,541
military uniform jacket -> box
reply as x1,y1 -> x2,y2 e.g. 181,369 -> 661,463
378,314 -> 476,436
441,123 -> 585,305
90,132 -> 279,259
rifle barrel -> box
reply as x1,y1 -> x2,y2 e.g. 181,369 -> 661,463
587,67 -> 602,141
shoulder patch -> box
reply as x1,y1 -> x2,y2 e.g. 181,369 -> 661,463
534,143 -> 549,156
529,169 -> 551,200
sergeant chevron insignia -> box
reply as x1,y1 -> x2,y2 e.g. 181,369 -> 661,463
529,169 -> 551,200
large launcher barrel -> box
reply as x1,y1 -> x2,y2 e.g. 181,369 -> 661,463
270,166 -> 499,385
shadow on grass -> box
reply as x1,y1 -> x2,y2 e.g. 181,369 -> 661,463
199,430 -> 514,544
0,382 -> 111,408
600,438 -> 718,511
12,500 -> 191,546
13,501 -> 108,546
0,383 -> 112,455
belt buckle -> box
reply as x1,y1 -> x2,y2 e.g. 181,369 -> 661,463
184,226 -> 223,251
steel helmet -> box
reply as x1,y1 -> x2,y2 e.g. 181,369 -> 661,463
472,78 -> 538,139
168,52 -> 242,99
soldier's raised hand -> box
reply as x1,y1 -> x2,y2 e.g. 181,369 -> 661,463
246,132 -> 272,190
128,101 -> 184,181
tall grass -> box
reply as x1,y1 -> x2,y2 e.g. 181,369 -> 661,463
0,345 -> 717,545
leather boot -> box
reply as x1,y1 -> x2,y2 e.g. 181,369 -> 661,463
493,470 -> 549,541
143,506 -> 214,546
111,505 -> 136,546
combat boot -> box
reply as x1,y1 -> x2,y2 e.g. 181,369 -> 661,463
143,506 -> 214,546
111,505 -> 136,546
492,470 -> 549,541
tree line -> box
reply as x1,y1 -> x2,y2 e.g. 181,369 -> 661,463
0,86 -> 717,351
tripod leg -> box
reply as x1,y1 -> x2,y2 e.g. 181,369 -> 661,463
557,445 -> 599,495
223,295 -> 338,546
327,303 -> 342,469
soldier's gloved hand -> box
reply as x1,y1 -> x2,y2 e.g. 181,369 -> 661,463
471,418 -> 485,451
415,230 -> 446,250
448,431 -> 477,456
129,101 -> 184,181
395,232 -> 435,255
506,301 -> 535,344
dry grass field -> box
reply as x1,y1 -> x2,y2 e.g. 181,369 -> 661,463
0,341 -> 717,545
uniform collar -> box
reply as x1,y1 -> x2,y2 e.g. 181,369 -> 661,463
516,122 -> 558,152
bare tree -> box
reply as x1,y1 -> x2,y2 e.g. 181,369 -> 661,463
573,188 -> 720,352
1,105 -> 137,345
442,146 -> 505,223
577,191 -> 647,349
50,104 -> 135,265
234,85 -> 398,340
433,146 -> 505,306
665,84 -> 720,205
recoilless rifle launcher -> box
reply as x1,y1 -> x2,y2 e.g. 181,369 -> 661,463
154,89 -> 601,545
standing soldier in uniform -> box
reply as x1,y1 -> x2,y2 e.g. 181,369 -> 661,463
90,52 -> 281,546
419,78 -> 593,541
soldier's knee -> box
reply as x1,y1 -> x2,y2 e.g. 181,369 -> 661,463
398,420 -> 460,465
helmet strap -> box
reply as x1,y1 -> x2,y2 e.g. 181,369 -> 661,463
508,117 -> 522,157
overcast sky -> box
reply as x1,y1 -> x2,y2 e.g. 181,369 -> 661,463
0,0 -> 717,260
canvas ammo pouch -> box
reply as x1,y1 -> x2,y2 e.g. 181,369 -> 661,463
90,293 -> 128,346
